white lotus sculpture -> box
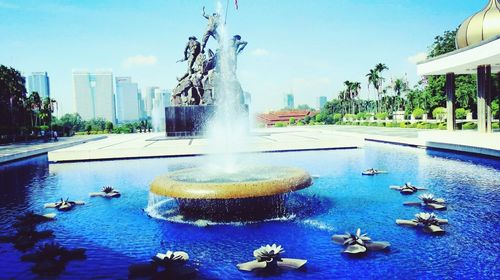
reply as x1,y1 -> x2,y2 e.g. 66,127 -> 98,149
89,186 -> 121,198
396,212 -> 448,233
404,193 -> 447,210
237,244 -> 307,272
390,182 -> 427,194
152,250 -> 189,267
332,228 -> 390,255
44,198 -> 85,211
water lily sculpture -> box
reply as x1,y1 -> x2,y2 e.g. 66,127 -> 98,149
14,211 -> 56,228
396,212 -> 448,233
44,198 -> 85,211
362,168 -> 387,176
237,244 -> 307,272
404,193 -> 447,210
21,242 -> 86,275
152,250 -> 189,267
332,228 -> 390,255
390,182 -> 427,194
89,186 -> 121,198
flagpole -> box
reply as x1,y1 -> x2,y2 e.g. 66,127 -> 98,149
224,0 -> 229,24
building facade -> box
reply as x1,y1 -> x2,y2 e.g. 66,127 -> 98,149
317,96 -> 327,109
115,77 -> 140,123
283,93 -> 294,109
27,72 -> 50,99
73,71 -> 115,122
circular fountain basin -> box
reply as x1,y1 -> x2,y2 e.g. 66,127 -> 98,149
150,166 -> 312,199
150,165 -> 312,221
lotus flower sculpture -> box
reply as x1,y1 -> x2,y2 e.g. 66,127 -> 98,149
332,228 -> 390,255
404,193 -> 447,210
89,186 -> 121,198
21,242 -> 86,276
362,168 -> 387,176
237,244 -> 307,272
14,211 -> 56,228
152,250 -> 189,267
44,198 -> 85,211
396,212 -> 448,233
390,182 -> 427,194
129,250 -> 195,278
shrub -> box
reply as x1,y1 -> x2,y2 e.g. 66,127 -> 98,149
377,122 -> 385,127
274,122 -> 286,127
289,117 -> 296,125
492,122 -> 499,129
438,122 -> 447,130
333,113 -> 342,123
409,123 -> 418,128
344,114 -> 356,120
462,122 -> 477,130
375,112 -> 388,120
315,113 -> 326,123
416,122 -> 430,129
385,122 -> 397,128
296,121 -> 304,126
455,108 -> 469,120
432,107 -> 446,120
356,112 -> 368,120
361,122 -> 370,126
369,122 -> 378,126
399,122 -> 407,128
412,108 -> 425,119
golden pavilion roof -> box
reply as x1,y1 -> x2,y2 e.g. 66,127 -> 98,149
456,0 -> 500,49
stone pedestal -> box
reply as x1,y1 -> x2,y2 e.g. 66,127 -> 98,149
165,105 -> 216,137
165,105 -> 249,137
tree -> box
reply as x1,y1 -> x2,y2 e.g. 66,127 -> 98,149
0,65 -> 29,141
428,29 -> 458,58
105,121 -> 114,132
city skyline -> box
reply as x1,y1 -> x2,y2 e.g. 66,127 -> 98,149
0,0 -> 483,114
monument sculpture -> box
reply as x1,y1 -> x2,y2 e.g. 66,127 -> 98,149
166,6 -> 248,136
171,6 -> 247,107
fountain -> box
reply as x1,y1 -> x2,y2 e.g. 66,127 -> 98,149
148,3 -> 312,222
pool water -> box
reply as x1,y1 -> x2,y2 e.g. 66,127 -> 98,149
0,143 -> 499,279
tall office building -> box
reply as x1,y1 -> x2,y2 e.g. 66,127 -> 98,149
27,72 -> 50,99
73,70 -> 115,122
115,77 -> 140,123
283,93 -> 294,109
143,86 -> 159,117
317,96 -> 327,109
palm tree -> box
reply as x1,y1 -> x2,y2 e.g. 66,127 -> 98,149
338,90 -> 349,116
392,78 -> 408,111
349,82 -> 361,114
366,69 -> 379,112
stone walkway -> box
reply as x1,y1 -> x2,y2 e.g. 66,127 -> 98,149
0,135 -> 106,164
47,128 -> 363,162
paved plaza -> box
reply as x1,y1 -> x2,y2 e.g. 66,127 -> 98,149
42,126 -> 500,163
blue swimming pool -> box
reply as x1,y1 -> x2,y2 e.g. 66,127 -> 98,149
1,143 -> 499,279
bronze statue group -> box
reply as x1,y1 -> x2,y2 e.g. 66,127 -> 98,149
172,6 -> 247,106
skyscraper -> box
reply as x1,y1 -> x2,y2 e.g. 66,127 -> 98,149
73,70 -> 115,122
27,72 -> 50,99
115,77 -> 140,123
317,96 -> 327,109
283,93 -> 294,109
143,86 -> 159,117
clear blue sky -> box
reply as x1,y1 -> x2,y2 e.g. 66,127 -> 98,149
0,0 -> 483,114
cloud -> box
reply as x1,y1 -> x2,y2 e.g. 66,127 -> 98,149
123,55 -> 158,68
407,52 -> 427,64
251,48 -> 270,57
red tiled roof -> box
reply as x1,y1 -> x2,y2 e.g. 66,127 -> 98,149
256,110 -> 317,126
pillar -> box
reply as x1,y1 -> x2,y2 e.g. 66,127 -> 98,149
477,65 -> 492,133
445,73 -> 456,131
